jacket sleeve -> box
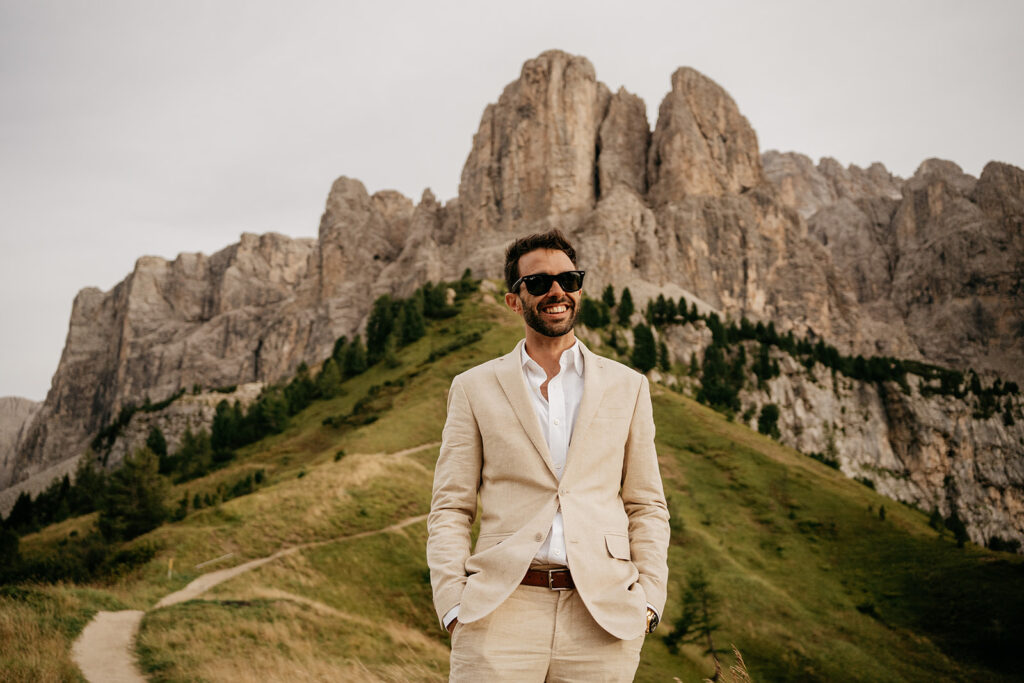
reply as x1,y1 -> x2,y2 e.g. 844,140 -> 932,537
621,375 -> 670,616
426,376 -> 483,628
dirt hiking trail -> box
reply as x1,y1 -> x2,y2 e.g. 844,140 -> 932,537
70,442 -> 437,682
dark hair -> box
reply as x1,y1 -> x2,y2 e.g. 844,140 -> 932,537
504,230 -> 578,292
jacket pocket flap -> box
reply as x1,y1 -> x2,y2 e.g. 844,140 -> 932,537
474,532 -> 513,553
604,533 -> 631,560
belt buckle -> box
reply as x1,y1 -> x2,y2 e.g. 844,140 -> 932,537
547,568 -> 569,591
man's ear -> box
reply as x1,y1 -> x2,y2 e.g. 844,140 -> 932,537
504,291 -> 521,313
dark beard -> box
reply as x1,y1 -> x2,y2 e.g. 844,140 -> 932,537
523,298 -> 577,337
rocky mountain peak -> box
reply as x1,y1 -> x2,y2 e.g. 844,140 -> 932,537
763,151 -> 902,218
597,87 -> 650,197
457,49 -> 611,236
647,66 -> 762,204
974,161 -> 1024,223
907,158 -> 977,197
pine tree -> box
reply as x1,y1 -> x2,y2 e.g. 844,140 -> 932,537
383,335 -> 401,368
145,425 -> 167,458
211,400 -> 238,453
631,324 -> 657,373
663,297 -> 677,324
176,427 -> 214,480
68,455 -> 106,516
331,335 -> 348,364
343,334 -> 368,377
316,358 -> 343,399
580,297 -> 607,329
366,295 -> 396,365
658,341 -> 671,372
0,527 -> 20,578
654,294 -> 668,326
662,566 -> 722,673
285,362 -> 316,414
602,284 -> 616,309
98,448 -> 169,541
6,492 -> 34,534
401,297 -> 426,345
617,288 -> 635,326
757,403 -> 781,439
945,511 -> 970,548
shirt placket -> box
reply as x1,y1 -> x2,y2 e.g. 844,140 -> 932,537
548,363 -> 567,562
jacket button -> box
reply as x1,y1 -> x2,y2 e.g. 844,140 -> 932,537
534,532 -> 543,541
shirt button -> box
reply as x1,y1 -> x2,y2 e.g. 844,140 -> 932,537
534,532 -> 543,541
554,418 -> 560,425
553,549 -> 562,556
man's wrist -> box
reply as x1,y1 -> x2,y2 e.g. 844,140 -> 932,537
442,605 -> 460,634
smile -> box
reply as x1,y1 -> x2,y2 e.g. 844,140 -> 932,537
542,304 -> 569,314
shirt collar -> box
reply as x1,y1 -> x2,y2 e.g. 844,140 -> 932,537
520,339 -> 584,377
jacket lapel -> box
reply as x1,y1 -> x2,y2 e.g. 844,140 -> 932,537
494,339 -> 556,476
567,342 -> 605,466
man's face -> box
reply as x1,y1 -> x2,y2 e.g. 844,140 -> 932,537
506,249 -> 581,338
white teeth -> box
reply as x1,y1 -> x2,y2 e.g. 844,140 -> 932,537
545,305 -> 567,314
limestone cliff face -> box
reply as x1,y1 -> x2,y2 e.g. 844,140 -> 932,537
762,151 -> 902,218
765,151 -> 1024,382
738,352 -> 1024,548
101,383 -> 265,470
457,50 -> 610,239
13,179 -> 419,490
0,397 -> 40,489
648,67 -> 762,204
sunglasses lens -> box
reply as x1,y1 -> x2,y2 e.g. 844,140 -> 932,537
556,271 -> 583,292
524,274 -> 554,296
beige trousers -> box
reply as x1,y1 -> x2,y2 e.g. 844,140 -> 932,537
448,584 -> 645,682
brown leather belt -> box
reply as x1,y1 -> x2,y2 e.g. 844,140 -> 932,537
521,567 -> 574,591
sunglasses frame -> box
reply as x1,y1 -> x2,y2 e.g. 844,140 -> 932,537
511,270 -> 586,296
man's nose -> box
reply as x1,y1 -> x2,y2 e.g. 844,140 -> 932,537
547,279 -> 565,296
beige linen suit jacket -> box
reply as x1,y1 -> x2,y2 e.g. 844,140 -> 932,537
427,339 -> 670,641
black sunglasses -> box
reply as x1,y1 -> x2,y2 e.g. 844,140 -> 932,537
511,270 -> 586,296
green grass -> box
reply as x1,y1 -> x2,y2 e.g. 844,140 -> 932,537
7,287 -> 1024,681
640,390 -> 1024,681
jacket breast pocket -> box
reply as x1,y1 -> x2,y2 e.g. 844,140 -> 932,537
604,533 -> 631,560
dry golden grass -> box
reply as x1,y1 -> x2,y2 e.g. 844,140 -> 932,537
139,597 -> 448,682
0,583 -> 125,683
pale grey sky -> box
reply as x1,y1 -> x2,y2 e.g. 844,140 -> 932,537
2,0 -> 1022,401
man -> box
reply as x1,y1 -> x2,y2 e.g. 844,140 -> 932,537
427,230 -> 670,682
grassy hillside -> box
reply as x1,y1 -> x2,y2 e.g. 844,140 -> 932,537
4,286 -> 1023,682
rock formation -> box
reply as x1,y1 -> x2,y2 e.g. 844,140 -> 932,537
0,397 -> 40,489
5,50 -> 1023,546
738,351 -> 1024,549
765,151 -> 1024,381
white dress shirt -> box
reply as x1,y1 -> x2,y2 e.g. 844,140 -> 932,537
521,340 -> 584,565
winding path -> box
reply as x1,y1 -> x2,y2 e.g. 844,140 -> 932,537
70,442 -> 438,682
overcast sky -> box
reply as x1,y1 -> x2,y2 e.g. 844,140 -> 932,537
1,0 -> 1021,401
